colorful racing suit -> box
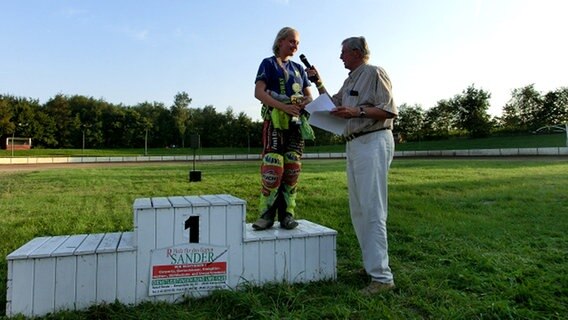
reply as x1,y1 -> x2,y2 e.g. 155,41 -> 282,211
255,56 -> 310,218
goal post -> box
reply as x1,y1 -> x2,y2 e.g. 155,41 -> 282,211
5,137 -> 32,150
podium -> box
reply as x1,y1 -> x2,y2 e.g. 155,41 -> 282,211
6,194 -> 337,317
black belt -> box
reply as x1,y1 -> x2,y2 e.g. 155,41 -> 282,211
345,127 -> 390,141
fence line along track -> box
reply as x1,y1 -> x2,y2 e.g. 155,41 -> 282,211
1,147 -> 567,166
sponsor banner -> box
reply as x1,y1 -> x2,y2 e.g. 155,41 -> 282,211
149,243 -> 228,296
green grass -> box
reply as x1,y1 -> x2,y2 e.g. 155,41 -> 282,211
1,159 -> 567,319
1,133 -> 565,157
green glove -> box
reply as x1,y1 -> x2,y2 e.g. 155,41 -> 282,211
299,114 -> 315,140
270,109 -> 290,130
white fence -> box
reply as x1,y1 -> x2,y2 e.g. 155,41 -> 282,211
1,147 -> 567,165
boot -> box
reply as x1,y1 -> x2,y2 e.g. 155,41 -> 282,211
252,205 -> 276,231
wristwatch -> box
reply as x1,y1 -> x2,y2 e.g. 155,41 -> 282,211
359,106 -> 366,118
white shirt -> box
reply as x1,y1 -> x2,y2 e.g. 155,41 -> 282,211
332,63 -> 397,136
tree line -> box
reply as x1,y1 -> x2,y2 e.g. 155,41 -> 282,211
0,92 -> 339,150
1,84 -> 567,150
396,84 -> 568,141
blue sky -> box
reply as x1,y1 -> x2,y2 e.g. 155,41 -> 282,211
1,0 -> 566,121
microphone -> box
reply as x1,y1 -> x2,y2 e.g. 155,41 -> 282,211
299,54 -> 319,83
299,54 -> 312,68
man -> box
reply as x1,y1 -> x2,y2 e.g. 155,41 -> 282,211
308,36 -> 398,295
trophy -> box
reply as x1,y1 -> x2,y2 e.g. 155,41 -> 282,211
290,83 -> 303,125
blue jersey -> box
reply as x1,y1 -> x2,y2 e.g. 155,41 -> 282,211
255,56 -> 310,97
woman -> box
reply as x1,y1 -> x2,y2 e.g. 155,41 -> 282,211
252,27 -> 313,230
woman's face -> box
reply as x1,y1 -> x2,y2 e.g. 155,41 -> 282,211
278,32 -> 300,58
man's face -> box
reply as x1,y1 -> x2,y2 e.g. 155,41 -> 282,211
340,45 -> 360,71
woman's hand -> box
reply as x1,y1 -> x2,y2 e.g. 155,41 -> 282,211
292,96 -> 311,110
283,103 -> 302,117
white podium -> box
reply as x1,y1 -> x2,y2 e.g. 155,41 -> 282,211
5,194 -> 337,318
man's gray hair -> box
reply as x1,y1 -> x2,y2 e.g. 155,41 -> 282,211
342,36 -> 370,62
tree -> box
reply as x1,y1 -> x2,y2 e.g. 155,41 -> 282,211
171,92 -> 192,148
422,99 -> 457,139
133,101 -> 172,148
44,94 -> 74,147
501,84 -> 543,132
541,87 -> 568,126
34,108 -> 58,147
68,95 -> 105,148
7,96 -> 39,148
395,103 -> 425,141
194,105 -> 225,147
0,96 -> 14,139
221,107 -> 236,147
231,110 -> 254,148
454,85 -> 492,138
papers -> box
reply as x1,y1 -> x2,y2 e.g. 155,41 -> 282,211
305,94 -> 346,135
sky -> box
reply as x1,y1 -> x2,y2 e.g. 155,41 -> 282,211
1,0 -> 566,121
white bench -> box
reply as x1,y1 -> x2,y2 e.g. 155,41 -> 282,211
6,194 -> 337,318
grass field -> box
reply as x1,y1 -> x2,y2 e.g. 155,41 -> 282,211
1,158 -> 567,319
1,133 -> 566,157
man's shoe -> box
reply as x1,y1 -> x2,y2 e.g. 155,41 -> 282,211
252,217 -> 274,230
280,214 -> 298,230
360,281 -> 395,296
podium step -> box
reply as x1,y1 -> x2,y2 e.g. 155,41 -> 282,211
6,195 -> 337,317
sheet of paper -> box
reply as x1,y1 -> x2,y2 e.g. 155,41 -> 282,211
305,93 -> 335,113
305,94 -> 346,135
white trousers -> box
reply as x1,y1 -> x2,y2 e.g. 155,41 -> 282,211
346,130 -> 394,284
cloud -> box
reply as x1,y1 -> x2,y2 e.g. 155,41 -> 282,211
118,26 -> 150,41
59,7 -> 88,18
133,29 -> 149,41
